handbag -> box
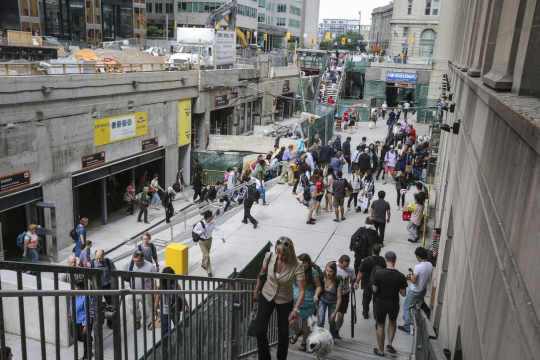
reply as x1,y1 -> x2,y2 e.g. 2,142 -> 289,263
358,196 -> 369,209
247,308 -> 259,337
403,210 -> 412,221
154,315 -> 162,329
123,192 -> 131,203
369,121 -> 374,129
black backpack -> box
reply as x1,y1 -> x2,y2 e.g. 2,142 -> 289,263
350,227 -> 366,253
69,228 -> 78,242
303,183 -> 312,202
414,155 -> 423,167
369,258 -> 383,287
192,221 -> 206,242
137,243 -> 158,262
247,184 -> 260,202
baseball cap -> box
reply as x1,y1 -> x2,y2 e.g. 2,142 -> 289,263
384,251 -> 397,260
168,187 -> 173,191
390,145 -> 394,148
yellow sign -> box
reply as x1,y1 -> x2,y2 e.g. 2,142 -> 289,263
286,31 -> 290,40
178,99 -> 191,147
326,32 -> 331,40
341,37 -> 345,45
264,33 -> 267,41
94,112 -> 147,147
246,31 -> 250,39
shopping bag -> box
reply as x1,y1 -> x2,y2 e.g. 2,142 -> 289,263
247,308 -> 259,337
369,121 -> 374,129
406,202 -> 416,212
402,210 -> 412,221
359,196 -> 369,209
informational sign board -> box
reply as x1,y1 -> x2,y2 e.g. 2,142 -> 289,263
142,137 -> 159,151
386,72 -> 418,83
215,94 -> 229,108
82,151 -> 106,169
94,112 -> 148,146
178,99 -> 192,147
0,170 -> 31,194
215,30 -> 236,66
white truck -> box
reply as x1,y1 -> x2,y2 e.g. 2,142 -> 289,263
168,28 -> 235,69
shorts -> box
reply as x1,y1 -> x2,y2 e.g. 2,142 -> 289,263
315,194 -> 324,202
308,199 -> 317,211
384,165 -> 395,174
375,299 -> 399,324
332,198 -> 344,207
338,292 -> 350,314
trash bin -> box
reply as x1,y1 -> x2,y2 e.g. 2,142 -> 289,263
165,243 -> 189,275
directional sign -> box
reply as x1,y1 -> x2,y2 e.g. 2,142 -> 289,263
0,170 -> 31,194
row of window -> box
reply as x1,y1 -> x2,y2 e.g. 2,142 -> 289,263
289,5 -> 301,16
238,4 -> 257,18
258,0 -> 266,8
266,3 -> 274,12
289,18 -> 300,28
277,4 -> 286,12
407,0 -> 440,15
277,17 -> 286,26
178,2 -> 223,13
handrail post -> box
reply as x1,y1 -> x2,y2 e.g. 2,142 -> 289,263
230,280 -> 239,359
111,276 -> 123,359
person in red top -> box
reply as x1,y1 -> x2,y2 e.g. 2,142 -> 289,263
327,98 -> 335,105
408,124 -> 417,149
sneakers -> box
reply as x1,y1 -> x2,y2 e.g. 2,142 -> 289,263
306,220 -> 316,225
208,273 -> 213,278
408,238 -> 418,243
396,206 -> 401,210
240,220 -> 248,224
398,325 -> 412,335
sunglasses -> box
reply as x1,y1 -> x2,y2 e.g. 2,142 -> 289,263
276,239 -> 290,248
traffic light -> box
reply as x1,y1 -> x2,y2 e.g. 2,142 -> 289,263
246,31 -> 250,39
286,32 -> 290,40
326,32 -> 331,40
341,37 -> 345,45
174,21 -> 178,29
264,33 -> 267,41
311,37 -> 315,45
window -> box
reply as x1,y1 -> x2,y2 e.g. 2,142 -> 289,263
408,0 -> 413,14
277,4 -> 286,12
432,0 -> 439,15
266,16 -> 272,25
403,26 -> 409,37
147,2 -> 152,12
289,5 -> 301,15
258,0 -> 266,8
419,29 -> 436,57
277,17 -> 286,26
288,18 -> 300,28
177,2 -> 224,13
258,12 -> 265,23
425,0 -> 431,15
238,4 -> 257,18
166,3 -> 173,13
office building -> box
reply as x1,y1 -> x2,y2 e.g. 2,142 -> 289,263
388,0 -> 439,57
300,0 -> 320,46
318,18 -> 370,41
0,0 -> 147,46
369,2 -> 393,51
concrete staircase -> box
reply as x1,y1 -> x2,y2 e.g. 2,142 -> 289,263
247,338 -> 409,360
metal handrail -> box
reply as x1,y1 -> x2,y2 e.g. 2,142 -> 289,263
0,289 -> 253,297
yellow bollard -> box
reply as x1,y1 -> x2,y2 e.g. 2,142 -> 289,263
165,243 -> 189,275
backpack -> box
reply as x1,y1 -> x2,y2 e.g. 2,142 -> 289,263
16,232 -> 30,249
89,258 -> 112,270
192,221 -> 206,242
122,260 -> 136,284
69,228 -> 78,242
350,227 -> 366,253
312,263 -> 325,288
332,138 -> 340,152
369,258 -> 383,287
247,184 -> 260,202
303,184 -> 312,202
414,155 -> 423,167
135,192 -> 143,202
137,243 -> 158,262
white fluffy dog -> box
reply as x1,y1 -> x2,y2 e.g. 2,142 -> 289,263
305,315 -> 334,360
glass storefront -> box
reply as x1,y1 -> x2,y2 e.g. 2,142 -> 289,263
102,1 -> 133,41
38,0 -> 86,41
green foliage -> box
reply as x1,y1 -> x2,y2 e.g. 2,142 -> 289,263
319,30 -> 366,52
147,25 -> 171,38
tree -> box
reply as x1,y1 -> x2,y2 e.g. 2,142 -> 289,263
147,25 -> 171,38
319,31 -> 366,52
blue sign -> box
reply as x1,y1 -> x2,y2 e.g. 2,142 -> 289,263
386,72 -> 418,83
357,40 -> 363,43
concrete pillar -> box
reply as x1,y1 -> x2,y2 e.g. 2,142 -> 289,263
101,178 -> 108,225
467,0 -> 492,77
478,0 -> 504,76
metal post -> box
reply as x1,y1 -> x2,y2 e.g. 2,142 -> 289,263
0,223 -> 4,262
101,178 -> 108,225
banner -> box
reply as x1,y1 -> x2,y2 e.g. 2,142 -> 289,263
178,99 -> 191,147
94,112 -> 147,146
386,72 -> 418,83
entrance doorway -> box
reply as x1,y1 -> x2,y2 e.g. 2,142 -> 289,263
210,107 -> 234,135
72,150 -> 165,231
385,83 -> 415,107
0,186 -> 43,261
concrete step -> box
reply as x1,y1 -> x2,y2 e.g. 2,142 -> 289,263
246,338 -> 409,360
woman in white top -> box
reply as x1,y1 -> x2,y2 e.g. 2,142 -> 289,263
150,174 -> 164,210
21,224 -> 40,264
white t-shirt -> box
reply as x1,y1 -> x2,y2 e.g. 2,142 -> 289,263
337,265 -> 356,294
411,261 -> 433,292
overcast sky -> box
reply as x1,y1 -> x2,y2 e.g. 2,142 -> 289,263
318,0 -> 393,25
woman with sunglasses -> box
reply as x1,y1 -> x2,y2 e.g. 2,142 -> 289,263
254,237 -> 306,360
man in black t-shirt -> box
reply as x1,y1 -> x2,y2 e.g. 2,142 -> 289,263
372,251 -> 407,357
355,244 -> 386,320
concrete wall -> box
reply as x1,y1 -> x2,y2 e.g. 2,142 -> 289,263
1,270 -> 71,346
0,71 -> 198,255
207,135 -> 296,153
432,65 -> 540,359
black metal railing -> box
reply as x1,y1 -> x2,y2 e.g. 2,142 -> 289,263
410,304 -> 447,360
